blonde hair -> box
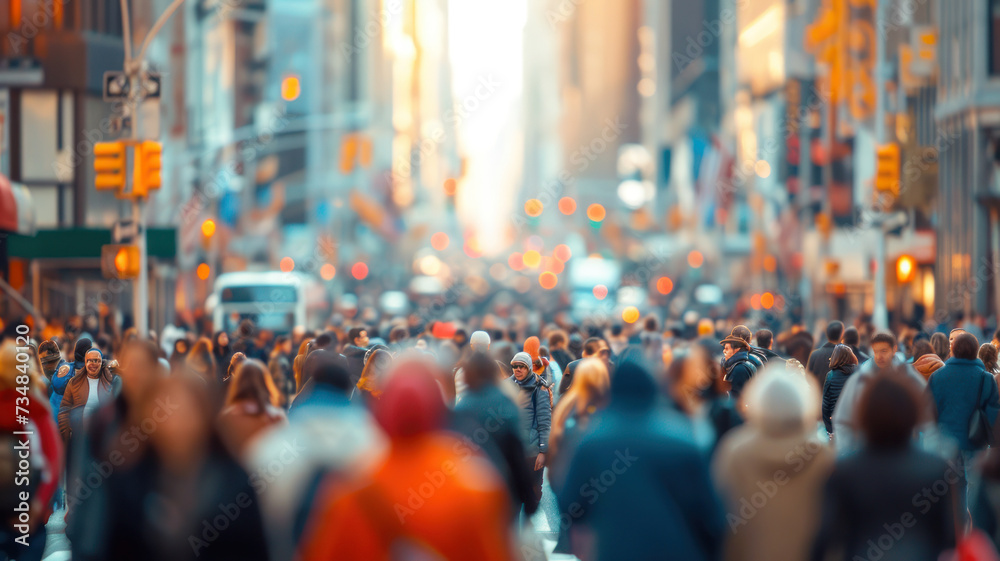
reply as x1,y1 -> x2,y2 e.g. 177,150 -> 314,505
550,358 -> 610,459
0,340 -> 47,395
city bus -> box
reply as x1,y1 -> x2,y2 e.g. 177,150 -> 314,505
210,272 -> 308,335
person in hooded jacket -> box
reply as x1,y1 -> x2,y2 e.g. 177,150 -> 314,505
720,336 -> 757,401
506,351 -> 552,517
822,344 -> 858,438
713,369 -> 834,561
557,358 -> 726,561
298,359 -> 514,561
52,339 -> 91,424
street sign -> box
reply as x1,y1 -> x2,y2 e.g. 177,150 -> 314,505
103,71 -> 130,101
112,219 -> 140,243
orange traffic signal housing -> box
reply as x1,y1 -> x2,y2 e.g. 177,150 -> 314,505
875,143 -> 900,196
94,141 -> 126,191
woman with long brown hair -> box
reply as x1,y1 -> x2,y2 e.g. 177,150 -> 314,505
822,344 -> 858,439
216,359 -> 287,462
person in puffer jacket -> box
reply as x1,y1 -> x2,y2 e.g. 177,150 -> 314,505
506,351 -> 551,516
51,339 -> 92,424
822,344 -> 859,438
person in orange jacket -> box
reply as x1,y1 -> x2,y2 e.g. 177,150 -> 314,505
299,358 -> 516,561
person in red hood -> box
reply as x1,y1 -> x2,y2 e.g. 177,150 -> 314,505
0,339 -> 63,561
299,358 -> 516,561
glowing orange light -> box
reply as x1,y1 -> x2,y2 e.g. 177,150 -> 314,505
352,262 -> 369,280
750,294 -> 762,310
525,199 -> 543,217
559,197 -> 577,215
201,219 -> 216,237
196,263 -> 210,280
431,232 -> 450,251
281,75 -> 301,101
114,249 -> 129,273
539,271 -> 558,290
688,250 -> 704,268
443,178 -> 458,196
280,257 -> 295,272
509,252 -> 525,271
554,244 -> 572,262
463,238 -> 482,258
593,285 -> 608,300
656,276 -> 674,295
761,292 -> 775,309
763,255 -> 777,272
622,306 -> 640,324
896,254 -> 916,283
523,250 -> 542,268
320,264 -> 336,280
587,204 -> 606,222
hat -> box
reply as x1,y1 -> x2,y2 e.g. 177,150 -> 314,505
73,338 -> 93,370
719,336 -> 748,349
914,354 -> 945,379
510,352 -> 532,368
523,336 -> 541,361
470,330 -> 491,349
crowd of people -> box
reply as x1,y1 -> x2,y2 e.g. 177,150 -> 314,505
2,311 -> 1000,560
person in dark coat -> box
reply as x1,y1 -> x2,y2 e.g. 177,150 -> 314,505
453,352 -> 536,519
558,358 -> 726,561
341,326 -> 370,387
730,325 -> 765,368
807,321 -> 844,385
559,337 -> 610,396
720,336 -> 757,400
73,375 -> 270,561
822,344 -> 858,438
753,329 -> 786,367
927,331 -> 1000,525
212,330 -> 233,384
812,371 -> 956,561
506,351 -> 551,516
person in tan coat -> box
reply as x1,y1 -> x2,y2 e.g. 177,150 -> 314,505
712,367 -> 834,561
216,359 -> 286,463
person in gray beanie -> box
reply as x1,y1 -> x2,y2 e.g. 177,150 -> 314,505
507,351 -> 551,519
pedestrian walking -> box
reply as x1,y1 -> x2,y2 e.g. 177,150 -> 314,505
507,351 -> 551,517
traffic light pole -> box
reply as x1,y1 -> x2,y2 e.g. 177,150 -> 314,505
872,0 -> 889,330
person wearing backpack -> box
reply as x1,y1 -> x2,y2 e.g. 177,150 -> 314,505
720,336 -> 757,401
507,352 -> 551,518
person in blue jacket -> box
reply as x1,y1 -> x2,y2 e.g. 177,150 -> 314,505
557,358 -> 725,561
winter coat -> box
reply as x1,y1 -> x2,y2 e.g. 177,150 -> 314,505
928,357 -> 1000,451
831,359 -> 927,455
453,385 -> 536,514
506,374 -> 551,457
822,364 -> 857,435
299,432 -> 513,561
559,358 -> 582,396
811,447 -> 956,561
246,385 -> 386,561
74,446 -> 270,561
342,345 -> 368,387
558,361 -> 725,561
713,373 -> 835,561
806,342 -> 838,385
49,360 -> 74,424
759,347 -> 786,367
723,351 -> 757,400
58,371 -> 122,441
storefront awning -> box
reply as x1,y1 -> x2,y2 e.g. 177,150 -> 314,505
0,174 -> 35,235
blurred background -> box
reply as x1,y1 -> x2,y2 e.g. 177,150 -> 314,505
0,0 -> 985,336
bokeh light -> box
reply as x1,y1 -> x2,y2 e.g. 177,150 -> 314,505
554,244 -> 572,262
196,263 -> 210,280
539,271 -> 558,289
463,238 -> 482,258
523,250 -> 542,268
559,197 -> 577,215
763,254 -> 777,272
542,256 -> 564,274
688,250 -> 704,268
443,178 -> 458,196
755,160 -> 771,178
419,255 -> 443,276
279,257 -> 295,272
320,264 -> 336,280
525,199 -> 543,217
622,306 -> 640,323
526,235 -> 544,251
761,292 -> 775,309
593,285 -> 608,300
750,294 -> 762,310
587,204 -> 606,222
431,232 -> 450,251
201,219 -> 216,237
508,252 -> 525,271
281,75 -> 301,101
656,276 -> 674,295
352,262 -> 369,280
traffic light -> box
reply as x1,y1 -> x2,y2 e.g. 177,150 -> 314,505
101,244 -> 140,279
896,254 -> 916,283
133,141 -> 163,198
93,142 -> 126,191
875,143 -> 900,196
